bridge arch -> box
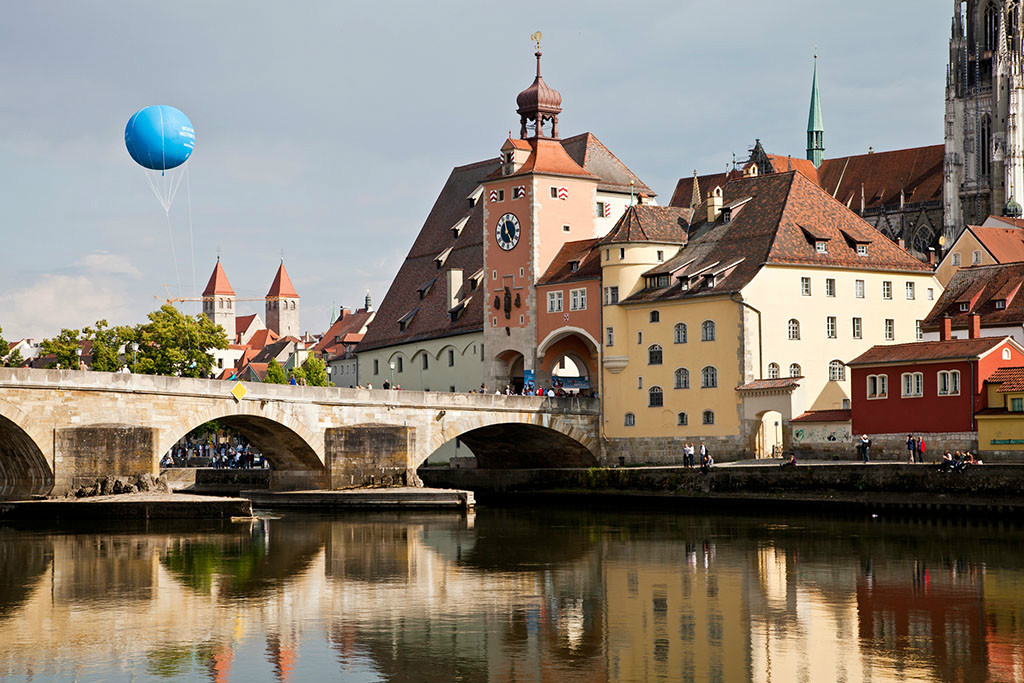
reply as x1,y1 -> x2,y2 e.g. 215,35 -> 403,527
0,398 -> 54,499
423,407 -> 599,469
159,401 -> 325,475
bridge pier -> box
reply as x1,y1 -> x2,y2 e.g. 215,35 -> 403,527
326,425 -> 422,489
55,425 -> 157,494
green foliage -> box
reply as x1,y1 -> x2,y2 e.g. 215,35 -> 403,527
265,358 -> 288,384
40,328 -> 83,369
299,356 -> 329,386
0,326 -> 7,361
4,348 -> 24,368
129,305 -> 229,378
82,319 -> 131,372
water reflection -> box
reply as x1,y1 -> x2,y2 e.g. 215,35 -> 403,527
0,511 -> 1022,681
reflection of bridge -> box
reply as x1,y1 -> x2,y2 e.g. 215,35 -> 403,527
0,368 -> 600,498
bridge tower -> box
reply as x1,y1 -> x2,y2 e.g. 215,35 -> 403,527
266,260 -> 300,338
201,257 -> 236,336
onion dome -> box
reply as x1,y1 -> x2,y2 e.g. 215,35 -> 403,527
1006,195 -> 1023,219
516,52 -> 562,139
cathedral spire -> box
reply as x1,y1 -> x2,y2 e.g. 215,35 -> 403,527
806,54 -> 825,169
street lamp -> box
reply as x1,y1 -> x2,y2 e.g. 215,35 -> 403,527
131,342 -> 139,373
75,347 -> 83,371
389,360 -> 395,387
326,364 -> 333,386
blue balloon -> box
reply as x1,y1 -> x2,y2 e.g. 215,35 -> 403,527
124,105 -> 195,171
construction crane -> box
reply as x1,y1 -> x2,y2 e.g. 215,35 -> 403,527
154,285 -> 267,305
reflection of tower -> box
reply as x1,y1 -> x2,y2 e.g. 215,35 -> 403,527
202,258 -> 236,335
265,633 -> 296,683
266,261 -> 300,337
206,644 -> 234,683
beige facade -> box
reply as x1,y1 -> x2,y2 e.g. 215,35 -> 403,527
357,331 -> 484,392
934,228 -> 997,286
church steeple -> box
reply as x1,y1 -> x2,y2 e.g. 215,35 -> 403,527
806,55 -> 825,169
516,33 -> 563,139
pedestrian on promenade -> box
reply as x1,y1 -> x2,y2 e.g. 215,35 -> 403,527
858,434 -> 872,463
906,434 -> 917,463
686,442 -> 695,467
917,437 -> 926,463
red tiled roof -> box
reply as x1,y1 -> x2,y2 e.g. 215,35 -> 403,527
202,260 -> 235,296
312,308 -> 373,356
267,262 -> 299,298
494,138 -> 596,180
922,262 -> 1024,330
969,225 -> 1024,263
791,409 -> 851,423
987,216 -> 1024,229
247,328 -> 280,351
987,366 -> 1024,392
561,133 -> 655,196
537,238 -> 602,286
599,205 -> 690,245
847,337 -> 1010,366
764,155 -> 819,183
816,145 -> 944,211
669,170 -> 744,208
235,314 -> 258,337
736,377 -> 802,391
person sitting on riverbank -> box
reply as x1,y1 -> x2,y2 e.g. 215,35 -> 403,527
780,452 -> 797,468
938,450 -> 954,472
699,443 -> 714,473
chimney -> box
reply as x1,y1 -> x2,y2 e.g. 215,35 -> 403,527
969,312 -> 982,339
707,187 -> 723,223
941,315 -> 952,341
898,238 -> 906,250
447,268 -> 463,310
928,247 -> 936,266
364,289 -> 373,313
338,306 -> 348,321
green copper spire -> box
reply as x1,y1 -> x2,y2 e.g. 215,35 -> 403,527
806,55 -> 824,169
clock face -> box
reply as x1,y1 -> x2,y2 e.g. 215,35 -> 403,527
495,212 -> 521,251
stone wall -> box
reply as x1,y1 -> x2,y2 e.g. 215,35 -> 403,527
602,434 -> 749,466
54,425 -> 156,491
326,425 -> 418,489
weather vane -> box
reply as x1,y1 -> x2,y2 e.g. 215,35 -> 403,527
531,31 -> 542,51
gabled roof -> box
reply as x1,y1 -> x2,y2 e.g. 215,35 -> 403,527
251,338 -> 297,364
312,308 -> 374,357
736,377 -> 801,391
922,261 -> 1024,330
988,366 -> 1024,392
670,169 -> 744,208
202,260 -> 235,297
247,328 -> 280,351
267,262 -> 299,298
791,409 -> 851,423
560,133 -> 655,196
488,137 -> 596,181
624,171 -> 930,305
847,337 -> 1012,366
599,205 -> 690,246
537,238 -> 602,285
235,314 -> 259,337
968,225 -> 1024,263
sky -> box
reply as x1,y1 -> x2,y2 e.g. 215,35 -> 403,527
0,1 -> 949,340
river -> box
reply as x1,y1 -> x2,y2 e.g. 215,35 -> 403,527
0,507 -> 1019,682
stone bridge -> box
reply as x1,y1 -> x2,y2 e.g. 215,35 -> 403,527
0,368 -> 601,499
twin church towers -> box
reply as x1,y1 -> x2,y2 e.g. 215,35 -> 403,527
201,258 -> 300,339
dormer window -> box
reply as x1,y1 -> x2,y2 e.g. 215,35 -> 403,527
959,302 -> 970,312
815,241 -> 828,254
706,275 -> 716,288
996,299 -> 1007,309
722,208 -> 732,223
569,260 -> 579,272
856,244 -> 867,256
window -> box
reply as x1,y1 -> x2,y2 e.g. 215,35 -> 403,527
674,368 -> 690,389
648,386 -> 664,407
701,366 -> 718,388
674,323 -> 687,344
397,357 -> 404,373
916,320 -> 923,340
867,374 -> 889,399
972,250 -> 982,265
906,282 -> 915,300
624,412 -> 635,426
1012,397 -> 1024,412
952,252 -> 962,266
885,319 -> 895,340
550,187 -> 558,199
801,277 -> 812,296
856,244 -> 868,256
422,353 -> 429,370
657,250 -> 664,261
938,370 -> 961,396
677,412 -> 688,426
637,376 -> 643,389
701,320 -> 716,342
570,288 -> 587,311
702,410 -> 715,425
815,241 -> 828,254
852,317 -> 862,339
562,224 -> 570,232
768,363 -> 780,379
492,270 -> 497,280
637,331 -> 643,345
789,363 -> 802,377
595,201 -> 606,218
604,249 -> 610,261
901,372 -> 924,397
448,349 -> 455,367
649,310 -> 660,323
855,279 -> 865,298
996,299 -> 1007,309
826,278 -> 836,297
606,327 -> 614,346
547,291 -> 563,313
1004,348 -> 1013,360
882,281 -> 892,300
496,189 -> 504,201
826,316 -> 837,339
828,360 -> 846,382
604,287 -> 619,305
648,344 -> 663,365
788,319 -> 800,340
374,360 -> 379,375
619,248 -> 625,260
927,288 -> 934,300
959,302 -> 970,312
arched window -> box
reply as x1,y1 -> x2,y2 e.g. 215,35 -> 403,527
1010,2 -> 1020,49
624,412 -> 635,427
701,366 -> 718,388
788,319 -> 800,340
648,386 -> 664,407
703,410 -> 715,425
677,412 -> 688,426
674,368 -> 690,389
789,363 -> 802,377
701,320 -> 716,342
674,323 -> 687,344
650,310 -> 660,323
648,344 -> 663,365
829,360 -> 846,382
980,114 -> 992,177
768,363 -> 780,379
985,2 -> 999,51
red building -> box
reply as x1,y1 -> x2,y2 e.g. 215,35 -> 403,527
847,325 -> 1024,435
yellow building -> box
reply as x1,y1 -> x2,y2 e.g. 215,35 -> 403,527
933,220 -> 1024,286
601,170 -> 941,462
977,366 -> 1024,455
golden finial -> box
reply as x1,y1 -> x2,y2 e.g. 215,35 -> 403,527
531,31 -> 543,51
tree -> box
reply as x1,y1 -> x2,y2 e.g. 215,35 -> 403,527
265,358 -> 288,384
130,305 -> 229,378
82,320 -> 131,372
299,356 -> 329,386
4,348 -> 24,368
40,328 -> 83,369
